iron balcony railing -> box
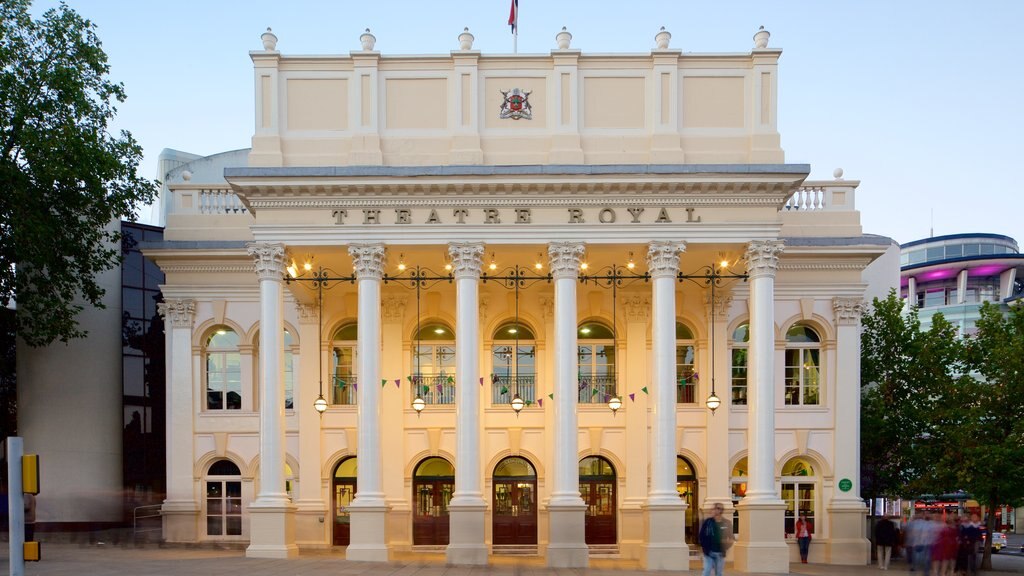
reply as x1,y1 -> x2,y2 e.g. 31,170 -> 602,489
578,373 -> 617,404
332,376 -> 357,405
410,374 -> 456,405
491,374 -> 536,405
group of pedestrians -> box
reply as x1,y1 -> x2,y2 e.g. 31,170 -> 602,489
882,512 -> 983,575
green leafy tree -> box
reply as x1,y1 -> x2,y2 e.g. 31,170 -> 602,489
0,0 -> 157,346
935,302 -> 1024,568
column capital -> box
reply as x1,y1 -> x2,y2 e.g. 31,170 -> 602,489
704,292 -> 733,321
548,242 -> 585,279
158,298 -> 196,328
382,295 -> 407,321
646,241 -> 686,278
296,303 -> 318,325
833,297 -> 865,326
348,243 -> 386,279
247,242 -> 287,281
539,296 -> 555,320
744,240 -> 785,279
623,294 -> 651,322
448,242 -> 484,279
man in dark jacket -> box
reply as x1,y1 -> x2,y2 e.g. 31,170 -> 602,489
875,515 -> 898,570
699,503 -> 728,576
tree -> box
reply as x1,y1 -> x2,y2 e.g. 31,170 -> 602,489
0,0 -> 157,346
934,302 -> 1024,569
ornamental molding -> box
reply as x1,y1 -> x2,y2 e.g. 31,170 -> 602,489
158,298 -> 196,328
348,243 -> 386,279
159,264 -> 256,274
246,242 -> 287,281
539,296 -> 555,320
547,242 -> 585,279
646,241 -> 686,278
704,292 -> 733,321
479,294 -> 489,325
247,195 -> 790,210
382,295 -> 407,321
622,295 -> 651,322
833,297 -> 865,326
448,242 -> 484,279
745,240 -> 785,279
296,303 -> 318,324
778,262 -> 865,271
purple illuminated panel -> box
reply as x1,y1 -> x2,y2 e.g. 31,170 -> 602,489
968,265 -> 1007,277
920,269 -> 956,281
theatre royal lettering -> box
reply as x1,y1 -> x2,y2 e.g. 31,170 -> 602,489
330,206 -> 703,225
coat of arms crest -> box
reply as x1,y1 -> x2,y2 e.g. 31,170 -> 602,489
499,88 -> 532,120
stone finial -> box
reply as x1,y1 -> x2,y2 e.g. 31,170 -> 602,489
833,167 -> 845,180
555,26 -> 572,50
458,27 -> 475,50
181,170 -> 192,182
655,26 -> 671,50
753,25 -> 770,49
360,28 -> 376,51
261,27 -> 278,51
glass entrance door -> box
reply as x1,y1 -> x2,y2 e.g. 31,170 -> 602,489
332,457 -> 357,546
580,456 -> 616,544
412,457 -> 454,546
492,457 -> 538,545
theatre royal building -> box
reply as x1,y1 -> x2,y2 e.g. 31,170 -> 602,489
147,24 -> 893,572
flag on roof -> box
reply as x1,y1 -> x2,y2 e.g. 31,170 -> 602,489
508,0 -> 518,33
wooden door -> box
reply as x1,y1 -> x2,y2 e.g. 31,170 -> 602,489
581,479 -> 616,544
333,479 -> 355,546
492,478 -> 537,545
412,479 -> 453,545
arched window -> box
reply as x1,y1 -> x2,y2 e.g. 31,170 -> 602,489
578,321 -> 615,404
781,457 -> 817,536
675,322 -> 697,404
253,328 -> 297,410
784,324 -> 821,406
205,327 -> 241,410
332,323 -> 357,405
491,322 -> 536,405
412,322 -> 455,404
731,457 -> 748,535
205,459 -> 242,536
730,323 -> 749,406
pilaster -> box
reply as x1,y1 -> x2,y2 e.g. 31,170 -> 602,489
294,302 -> 327,547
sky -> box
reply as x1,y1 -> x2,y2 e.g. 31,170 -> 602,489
31,0 -> 1024,245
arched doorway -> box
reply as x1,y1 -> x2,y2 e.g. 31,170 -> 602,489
332,457 -> 357,546
412,457 -> 454,546
676,456 -> 699,544
492,456 -> 538,545
580,456 -> 616,544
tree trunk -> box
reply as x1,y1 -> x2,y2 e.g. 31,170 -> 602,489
981,493 -> 998,570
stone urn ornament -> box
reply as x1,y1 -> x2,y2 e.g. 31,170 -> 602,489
655,26 -> 671,49
555,26 -> 572,50
458,27 -> 474,50
360,28 -> 376,51
753,26 -> 770,49
261,27 -> 278,51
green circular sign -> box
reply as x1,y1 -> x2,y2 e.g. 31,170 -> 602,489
838,478 -> 853,492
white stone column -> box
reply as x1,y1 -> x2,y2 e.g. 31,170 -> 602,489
446,242 -> 488,564
294,302 -> 326,546
346,243 -> 389,562
158,298 -> 199,542
546,241 -> 588,568
644,241 -> 689,570
246,242 -> 298,559
704,292 -> 734,513
734,239 -> 787,573
827,298 -> 870,564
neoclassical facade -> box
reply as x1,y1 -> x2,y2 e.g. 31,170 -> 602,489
148,25 -> 892,571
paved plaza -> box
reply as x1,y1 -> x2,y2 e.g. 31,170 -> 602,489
4,542 -> 1024,576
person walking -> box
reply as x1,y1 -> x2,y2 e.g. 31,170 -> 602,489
875,515 -> 898,570
960,514 -> 982,576
699,503 -> 728,576
795,513 -> 813,564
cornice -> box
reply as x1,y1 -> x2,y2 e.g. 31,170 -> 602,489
247,195 -> 790,209
160,264 -> 257,273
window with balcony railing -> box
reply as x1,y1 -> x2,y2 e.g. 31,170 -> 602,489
578,321 -> 615,404
675,322 -> 697,404
491,322 -> 536,405
730,323 -> 749,406
411,322 -> 455,405
331,323 -> 357,405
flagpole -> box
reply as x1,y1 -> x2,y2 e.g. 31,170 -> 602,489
513,8 -> 518,54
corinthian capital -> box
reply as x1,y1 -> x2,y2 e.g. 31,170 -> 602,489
623,295 -> 651,322
382,295 -> 407,321
158,298 -> 196,328
246,242 -> 287,281
833,297 -> 865,326
296,303 -> 318,325
647,241 -> 686,278
348,243 -> 386,279
547,242 -> 585,279
448,242 -> 484,279
744,240 -> 785,279
704,292 -> 733,321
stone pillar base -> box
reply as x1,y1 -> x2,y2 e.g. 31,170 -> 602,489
446,501 -> 488,565
161,500 -> 199,543
293,502 -> 328,547
246,502 -> 298,558
345,503 -> 389,562
826,502 -> 870,565
546,502 -> 589,568
643,500 -> 689,570
733,500 -> 789,573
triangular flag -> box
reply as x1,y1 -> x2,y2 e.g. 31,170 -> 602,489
525,400 -> 532,406
537,398 -> 543,407
641,386 -> 649,395
479,377 -> 484,386
629,393 -> 635,402
578,380 -> 588,391
447,375 -> 454,384
395,379 -> 400,388
381,379 -> 386,388
436,384 -> 443,392
492,373 -> 500,384
603,393 -> 610,402
500,386 -> 509,395
692,372 -> 699,380
422,385 -> 430,394
406,375 -> 412,382
353,383 -> 358,391
591,388 -> 600,396
548,393 -> 554,400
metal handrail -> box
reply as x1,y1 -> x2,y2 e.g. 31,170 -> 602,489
132,504 -> 163,540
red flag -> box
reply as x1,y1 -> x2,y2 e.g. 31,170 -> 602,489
508,0 -> 518,33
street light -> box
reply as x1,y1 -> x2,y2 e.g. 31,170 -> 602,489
608,395 -> 622,416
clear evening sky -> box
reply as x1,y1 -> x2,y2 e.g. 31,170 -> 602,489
31,1 -> 1024,245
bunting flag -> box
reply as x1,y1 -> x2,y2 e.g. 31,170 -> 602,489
500,386 -> 509,395
692,372 -> 700,380
381,379 -> 386,388
447,375 -> 455,385
578,380 -> 588,391
436,383 -> 443,392
641,386 -> 649,395
479,377 -> 484,386
395,379 -> 400,388
507,0 -> 518,33
406,375 -> 412,382
337,379 -> 346,389
603,393 -> 611,402
591,388 -> 600,396
629,393 -> 635,402
547,393 -> 554,400
422,385 -> 430,394
353,383 -> 358,391
492,373 -> 500,384
525,400 -> 532,407
537,398 -> 543,407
